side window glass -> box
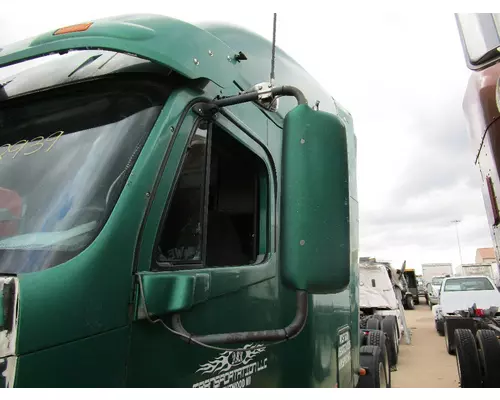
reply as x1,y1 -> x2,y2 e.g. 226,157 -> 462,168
156,122 -> 268,267
158,125 -> 208,262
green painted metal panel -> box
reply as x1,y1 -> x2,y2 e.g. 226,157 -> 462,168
0,14 -> 239,89
15,327 -> 129,387
280,105 -> 350,293
0,13 -> 360,388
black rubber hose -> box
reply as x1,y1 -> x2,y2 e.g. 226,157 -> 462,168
271,85 -> 308,105
213,91 -> 259,108
212,85 -> 308,109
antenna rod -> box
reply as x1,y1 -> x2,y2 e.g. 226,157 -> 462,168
270,13 -> 277,86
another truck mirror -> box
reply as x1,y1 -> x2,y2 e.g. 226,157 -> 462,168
455,13 -> 500,71
280,104 -> 350,294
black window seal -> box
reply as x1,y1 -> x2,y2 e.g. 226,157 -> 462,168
132,96 -> 211,274
152,118 -> 210,270
201,123 -> 213,264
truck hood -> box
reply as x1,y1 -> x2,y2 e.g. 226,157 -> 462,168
440,289 -> 500,313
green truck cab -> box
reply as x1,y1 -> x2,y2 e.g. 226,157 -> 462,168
0,14 -> 370,388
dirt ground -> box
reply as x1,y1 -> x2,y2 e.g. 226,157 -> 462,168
391,300 -> 460,388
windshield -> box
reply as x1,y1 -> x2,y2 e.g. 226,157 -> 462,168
432,277 -> 444,285
0,78 -> 166,274
443,277 -> 495,292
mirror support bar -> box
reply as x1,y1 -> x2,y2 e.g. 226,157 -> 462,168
207,85 -> 308,109
171,290 -> 308,345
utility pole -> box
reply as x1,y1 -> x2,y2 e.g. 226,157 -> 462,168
451,220 -> 463,266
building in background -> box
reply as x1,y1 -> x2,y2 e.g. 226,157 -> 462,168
475,247 -> 496,264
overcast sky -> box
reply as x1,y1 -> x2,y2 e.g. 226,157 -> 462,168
0,3 -> 495,273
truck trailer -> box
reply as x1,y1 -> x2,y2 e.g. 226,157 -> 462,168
421,263 -> 453,283
455,263 -> 500,288
0,14 -> 391,388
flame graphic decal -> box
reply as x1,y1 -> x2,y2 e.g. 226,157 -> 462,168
196,344 -> 265,375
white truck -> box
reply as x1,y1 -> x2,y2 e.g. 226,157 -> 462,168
421,263 -> 453,283
432,275 -> 500,387
455,263 -> 500,289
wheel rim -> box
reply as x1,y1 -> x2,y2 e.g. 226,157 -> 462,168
379,362 -> 387,388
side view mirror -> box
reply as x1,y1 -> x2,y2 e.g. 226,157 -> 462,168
280,104 -> 350,294
455,13 -> 500,71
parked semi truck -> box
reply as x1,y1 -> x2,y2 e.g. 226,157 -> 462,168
0,14 -> 391,388
358,258 -> 411,354
457,14 -> 500,267
403,268 -> 419,306
453,13 -> 500,388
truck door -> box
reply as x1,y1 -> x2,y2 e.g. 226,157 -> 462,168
127,110 -> 285,387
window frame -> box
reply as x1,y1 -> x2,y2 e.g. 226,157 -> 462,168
152,115 -> 272,272
154,119 -> 210,267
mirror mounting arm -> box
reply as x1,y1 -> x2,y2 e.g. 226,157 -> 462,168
268,85 -> 308,105
213,85 -> 308,107
193,85 -> 308,118
170,290 -> 308,345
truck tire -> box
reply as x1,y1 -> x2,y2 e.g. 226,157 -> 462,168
476,329 -> 500,388
405,295 -> 414,310
435,320 -> 444,336
425,295 -> 429,305
366,318 -> 380,330
381,316 -> 399,367
414,296 -> 420,305
357,345 -> 387,388
367,330 -> 391,387
454,328 -> 482,388
360,330 -> 366,347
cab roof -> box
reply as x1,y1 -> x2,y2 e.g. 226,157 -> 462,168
0,14 -> 351,121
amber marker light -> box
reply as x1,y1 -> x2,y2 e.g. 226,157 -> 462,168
53,22 -> 93,35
